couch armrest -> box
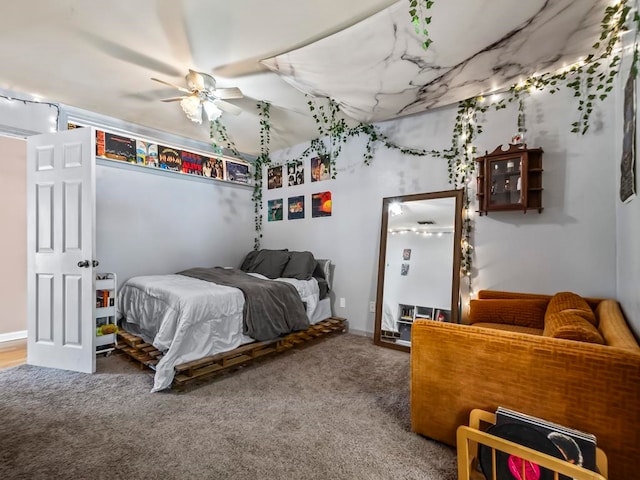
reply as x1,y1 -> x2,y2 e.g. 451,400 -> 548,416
410,321 -> 640,480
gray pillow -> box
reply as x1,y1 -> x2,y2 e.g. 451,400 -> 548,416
282,251 -> 317,280
247,250 -> 291,279
240,249 -> 287,272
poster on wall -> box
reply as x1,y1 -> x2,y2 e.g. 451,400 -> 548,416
104,133 -> 136,163
226,160 -> 251,183
403,248 -> 411,260
96,130 -> 105,157
311,155 -> 331,182
288,195 -> 305,220
203,157 -> 224,179
621,68 -> 637,203
268,165 -> 283,189
311,191 -> 332,217
136,140 -> 158,167
268,199 -> 284,221
181,151 -> 204,176
158,146 -> 182,171
288,160 -> 304,186
401,264 -> 410,276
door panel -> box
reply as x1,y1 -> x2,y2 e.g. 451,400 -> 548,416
27,128 -> 96,373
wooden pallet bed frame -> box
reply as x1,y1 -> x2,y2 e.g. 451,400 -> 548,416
115,316 -> 347,390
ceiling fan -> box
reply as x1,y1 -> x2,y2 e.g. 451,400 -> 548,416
151,69 -> 243,124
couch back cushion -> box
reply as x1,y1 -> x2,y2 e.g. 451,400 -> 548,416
543,311 -> 605,344
545,291 -> 597,327
469,299 -> 548,329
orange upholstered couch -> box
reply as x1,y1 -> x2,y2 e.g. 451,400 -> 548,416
410,290 -> 640,480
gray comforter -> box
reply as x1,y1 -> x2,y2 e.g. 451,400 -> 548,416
177,267 -> 309,341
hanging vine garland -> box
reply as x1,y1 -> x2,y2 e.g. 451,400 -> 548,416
210,119 -> 240,157
253,101 -> 272,250
408,0 -> 434,50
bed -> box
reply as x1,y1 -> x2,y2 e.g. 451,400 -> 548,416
117,250 -> 333,392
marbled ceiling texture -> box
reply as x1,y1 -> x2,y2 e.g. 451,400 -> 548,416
262,0 -> 608,123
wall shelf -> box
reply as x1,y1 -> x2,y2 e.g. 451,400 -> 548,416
475,144 -> 544,215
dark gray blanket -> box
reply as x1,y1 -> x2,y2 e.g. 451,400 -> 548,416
177,267 -> 309,341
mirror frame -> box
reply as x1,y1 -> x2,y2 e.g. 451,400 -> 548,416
373,189 -> 464,352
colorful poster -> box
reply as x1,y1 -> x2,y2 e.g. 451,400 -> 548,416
181,150 -> 204,176
96,130 -> 105,157
287,160 -> 304,186
403,248 -> 411,260
203,157 -> 224,179
268,165 -> 283,189
136,140 -> 159,165
226,160 -> 250,183
311,155 -> 331,182
147,144 -> 158,167
288,195 -> 305,220
104,133 -> 136,162
311,191 -> 332,217
268,198 -> 284,222
158,146 -> 182,171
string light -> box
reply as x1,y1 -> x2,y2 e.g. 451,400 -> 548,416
0,93 -> 60,131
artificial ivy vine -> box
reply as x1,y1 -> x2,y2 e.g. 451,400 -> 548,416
210,119 -> 240,157
408,0 -> 434,50
253,101 -> 272,249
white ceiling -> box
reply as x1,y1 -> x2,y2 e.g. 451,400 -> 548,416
0,0 -> 607,155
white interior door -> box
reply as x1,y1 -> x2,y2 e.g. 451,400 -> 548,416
26,128 -> 96,373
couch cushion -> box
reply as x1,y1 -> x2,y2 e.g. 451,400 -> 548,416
471,322 -> 544,336
543,311 -> 605,344
469,299 -> 548,329
545,291 -> 597,327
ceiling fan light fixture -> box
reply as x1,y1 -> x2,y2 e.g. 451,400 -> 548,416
203,100 -> 223,121
180,96 -> 203,123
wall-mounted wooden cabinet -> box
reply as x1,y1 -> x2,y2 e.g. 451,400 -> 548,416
475,144 -> 544,215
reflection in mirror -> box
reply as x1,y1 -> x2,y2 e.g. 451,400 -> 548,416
373,189 -> 463,352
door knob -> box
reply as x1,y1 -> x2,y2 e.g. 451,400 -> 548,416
92,260 -> 100,267
77,260 -> 90,268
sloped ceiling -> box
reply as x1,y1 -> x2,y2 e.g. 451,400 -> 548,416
0,0 -> 608,155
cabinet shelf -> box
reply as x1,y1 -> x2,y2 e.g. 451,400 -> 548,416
95,272 -> 117,355
475,144 -> 544,215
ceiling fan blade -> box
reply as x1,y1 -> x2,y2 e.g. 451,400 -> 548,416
151,77 -> 191,93
161,96 -> 189,102
214,99 -> 242,116
212,87 -> 243,100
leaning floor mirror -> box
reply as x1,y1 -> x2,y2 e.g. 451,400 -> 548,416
373,189 -> 463,352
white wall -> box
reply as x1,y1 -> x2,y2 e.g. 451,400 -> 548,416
96,163 -> 254,287
264,86 -> 619,335
0,136 -> 27,336
613,52 -> 640,338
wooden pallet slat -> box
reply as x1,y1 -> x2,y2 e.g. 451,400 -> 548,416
117,316 -> 346,389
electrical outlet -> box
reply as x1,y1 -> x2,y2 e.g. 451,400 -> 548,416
339,297 -> 346,308
369,301 -> 375,313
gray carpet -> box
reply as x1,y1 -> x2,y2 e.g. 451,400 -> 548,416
0,334 -> 457,480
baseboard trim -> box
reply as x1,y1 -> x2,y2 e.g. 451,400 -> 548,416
0,330 -> 27,343
347,328 -> 373,338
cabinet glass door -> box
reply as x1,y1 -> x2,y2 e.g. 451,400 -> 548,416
488,157 -> 522,207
